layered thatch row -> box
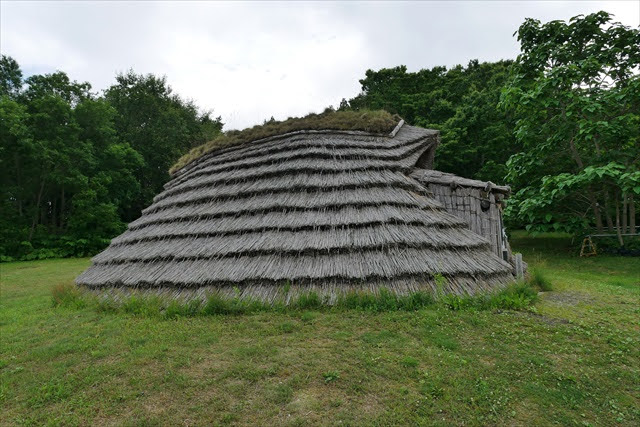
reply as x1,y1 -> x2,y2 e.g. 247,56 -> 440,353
79,248 -> 511,288
93,272 -> 516,305
77,122 -> 515,301
145,170 -> 428,214
168,124 -> 433,188
129,187 -> 445,230
94,224 -> 489,263
112,205 -> 466,245
170,110 -> 402,174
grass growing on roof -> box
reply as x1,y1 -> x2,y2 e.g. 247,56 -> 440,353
1,233 -> 639,425
170,109 -> 402,175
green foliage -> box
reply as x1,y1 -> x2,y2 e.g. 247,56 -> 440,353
278,321 -> 296,333
105,71 -> 222,220
0,55 -> 22,98
170,109 -> 399,174
201,294 -> 259,315
433,273 -> 447,297
337,288 -> 435,311
502,12 -> 640,238
0,57 -> 220,260
529,268 -> 553,292
344,60 -> 519,183
52,282 -> 537,318
400,356 -> 419,368
291,292 -> 322,310
590,235 -> 640,255
322,371 -> 340,383
441,282 -> 538,311
300,311 -> 318,323
122,295 -> 162,317
201,293 -> 231,315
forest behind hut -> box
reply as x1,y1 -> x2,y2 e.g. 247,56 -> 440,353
1,11 -> 639,260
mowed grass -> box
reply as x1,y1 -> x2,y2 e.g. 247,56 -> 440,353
1,234 -> 639,426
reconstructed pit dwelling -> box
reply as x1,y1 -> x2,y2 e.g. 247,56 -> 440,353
77,112 -> 517,302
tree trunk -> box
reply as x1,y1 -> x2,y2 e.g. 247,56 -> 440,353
567,136 -> 604,232
60,186 -> 65,230
40,198 -> 46,227
603,190 -> 615,232
15,153 -> 23,217
28,179 -> 45,241
622,193 -> 628,234
590,193 -> 604,233
630,193 -> 636,235
52,196 -> 57,233
615,197 -> 624,247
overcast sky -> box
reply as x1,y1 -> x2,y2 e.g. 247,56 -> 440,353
2,1 -> 639,129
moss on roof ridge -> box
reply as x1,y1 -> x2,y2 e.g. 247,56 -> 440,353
170,110 -> 402,175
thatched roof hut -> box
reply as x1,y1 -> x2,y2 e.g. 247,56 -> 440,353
77,112 -> 515,302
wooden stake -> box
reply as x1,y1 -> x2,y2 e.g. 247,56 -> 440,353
515,253 -> 524,280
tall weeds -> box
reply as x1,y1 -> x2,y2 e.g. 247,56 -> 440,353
53,280 -> 543,318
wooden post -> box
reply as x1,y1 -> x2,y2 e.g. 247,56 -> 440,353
515,253 -> 524,280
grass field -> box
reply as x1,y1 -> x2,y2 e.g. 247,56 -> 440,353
1,233 -> 639,426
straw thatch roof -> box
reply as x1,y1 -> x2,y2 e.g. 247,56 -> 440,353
77,117 -> 514,302
170,110 -> 402,175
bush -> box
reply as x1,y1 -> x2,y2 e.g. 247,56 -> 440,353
1,234 -> 112,262
165,300 -> 188,319
592,236 -> 640,256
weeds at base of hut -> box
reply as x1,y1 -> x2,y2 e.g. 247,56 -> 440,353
336,288 -> 435,311
529,268 -> 553,291
53,280 -> 542,318
440,282 -> 538,311
51,282 -> 86,309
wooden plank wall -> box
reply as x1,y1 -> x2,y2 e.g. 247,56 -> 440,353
428,184 -> 505,259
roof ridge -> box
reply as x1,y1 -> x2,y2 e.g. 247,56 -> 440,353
170,110 -> 405,176
172,128 -> 401,178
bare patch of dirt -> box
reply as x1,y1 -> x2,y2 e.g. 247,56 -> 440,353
502,310 -> 571,326
541,291 -> 595,306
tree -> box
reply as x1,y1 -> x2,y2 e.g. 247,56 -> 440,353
501,11 -> 640,243
105,71 -> 222,220
0,59 -> 144,258
1,58 -> 223,260
0,95 -> 33,254
22,71 -> 91,105
0,55 -> 23,98
345,60 -> 520,183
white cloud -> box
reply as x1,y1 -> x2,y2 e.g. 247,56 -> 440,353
1,1 -> 638,129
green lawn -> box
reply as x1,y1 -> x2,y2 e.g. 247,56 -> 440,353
1,234 -> 638,426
